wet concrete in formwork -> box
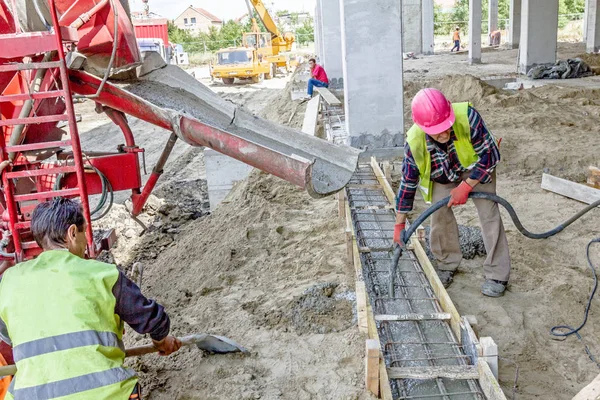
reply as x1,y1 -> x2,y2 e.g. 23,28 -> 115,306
346,165 -> 484,400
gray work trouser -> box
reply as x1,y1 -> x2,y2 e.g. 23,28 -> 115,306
430,171 -> 511,282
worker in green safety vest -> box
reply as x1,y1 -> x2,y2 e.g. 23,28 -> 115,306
394,88 -> 511,297
0,198 -> 182,399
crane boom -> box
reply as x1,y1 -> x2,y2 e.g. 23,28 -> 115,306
248,0 -> 282,40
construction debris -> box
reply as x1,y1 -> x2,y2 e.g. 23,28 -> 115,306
527,58 -> 593,79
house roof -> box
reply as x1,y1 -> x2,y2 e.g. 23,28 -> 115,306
175,6 -> 222,23
197,7 -> 222,22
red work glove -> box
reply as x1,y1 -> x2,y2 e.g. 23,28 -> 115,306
393,222 -> 406,245
448,181 -> 473,207
152,336 -> 182,356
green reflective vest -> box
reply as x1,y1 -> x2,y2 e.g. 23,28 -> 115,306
406,102 -> 479,203
0,250 -> 137,399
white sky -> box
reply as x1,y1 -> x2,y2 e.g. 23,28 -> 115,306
129,0 -> 317,21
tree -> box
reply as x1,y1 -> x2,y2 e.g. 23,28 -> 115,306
295,16 -> 314,46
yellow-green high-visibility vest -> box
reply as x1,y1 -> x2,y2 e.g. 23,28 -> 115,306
406,102 -> 479,203
0,250 -> 138,399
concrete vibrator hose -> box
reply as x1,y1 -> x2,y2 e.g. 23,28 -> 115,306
389,192 -> 600,367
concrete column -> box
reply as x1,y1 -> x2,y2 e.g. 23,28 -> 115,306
403,0 -> 423,54
469,0 -> 482,64
587,0 -> 600,53
314,1 -> 323,61
422,0 -> 435,55
518,0 -> 559,74
204,149 -> 253,210
319,0 -> 343,88
488,0 -> 499,36
585,0 -> 590,42
340,0 -> 404,149
508,0 -> 521,48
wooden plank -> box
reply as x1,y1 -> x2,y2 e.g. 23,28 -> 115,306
301,96 -> 320,136
365,339 -> 380,396
337,191 -> 345,221
356,281 -> 368,334
315,86 -> 342,106
411,234 -> 462,341
478,360 -> 507,400
588,166 -> 600,189
541,173 -> 600,205
374,312 -> 452,321
387,365 -> 479,380
371,157 -> 396,204
572,372 -> 600,400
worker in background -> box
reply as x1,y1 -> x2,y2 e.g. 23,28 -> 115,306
0,198 -> 182,399
394,88 -> 510,297
489,30 -> 501,46
451,27 -> 461,52
306,58 -> 329,98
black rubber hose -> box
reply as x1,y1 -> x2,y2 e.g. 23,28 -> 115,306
402,192 -> 600,244
550,237 -> 600,368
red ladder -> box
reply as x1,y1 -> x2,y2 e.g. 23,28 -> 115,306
0,1 -> 94,260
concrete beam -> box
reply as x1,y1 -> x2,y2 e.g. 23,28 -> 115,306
469,0 -> 482,64
319,0 -> 343,88
518,0 -> 559,74
340,0 -> 404,149
422,0 -> 435,55
587,0 -> 600,53
508,0 -> 521,48
403,0 -> 423,54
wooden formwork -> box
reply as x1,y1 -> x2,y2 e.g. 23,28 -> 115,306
340,157 -> 506,400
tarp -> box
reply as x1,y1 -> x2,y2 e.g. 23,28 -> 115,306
528,58 -> 593,80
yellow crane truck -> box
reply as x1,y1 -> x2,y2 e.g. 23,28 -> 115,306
210,0 -> 295,84
211,46 -> 272,85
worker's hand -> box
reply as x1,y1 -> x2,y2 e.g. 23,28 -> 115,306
448,181 -> 473,207
393,222 -> 406,245
152,336 -> 182,356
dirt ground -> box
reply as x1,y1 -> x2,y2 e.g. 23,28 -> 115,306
399,45 -> 600,398
75,42 -> 600,399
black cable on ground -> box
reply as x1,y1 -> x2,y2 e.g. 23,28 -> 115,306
398,192 -> 600,369
550,238 -> 600,369
402,192 -> 600,242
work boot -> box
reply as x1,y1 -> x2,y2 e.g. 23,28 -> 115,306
481,279 -> 507,297
437,270 -> 455,288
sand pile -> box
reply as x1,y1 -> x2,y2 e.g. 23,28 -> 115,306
123,170 -> 367,399
115,75 -> 366,399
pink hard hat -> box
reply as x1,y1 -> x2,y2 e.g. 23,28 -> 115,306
411,88 -> 455,135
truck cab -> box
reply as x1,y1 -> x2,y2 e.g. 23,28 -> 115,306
211,47 -> 271,85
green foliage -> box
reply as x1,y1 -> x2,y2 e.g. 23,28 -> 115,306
167,12 -> 314,54
296,16 -> 314,45
434,0 -> 583,35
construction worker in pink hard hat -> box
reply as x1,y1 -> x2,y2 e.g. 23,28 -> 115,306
394,88 -> 510,297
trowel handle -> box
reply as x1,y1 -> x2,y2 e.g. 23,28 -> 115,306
0,335 -> 203,376
125,334 -> 202,357
0,364 -> 15,377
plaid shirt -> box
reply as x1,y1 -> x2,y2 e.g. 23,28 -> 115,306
396,106 -> 500,213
